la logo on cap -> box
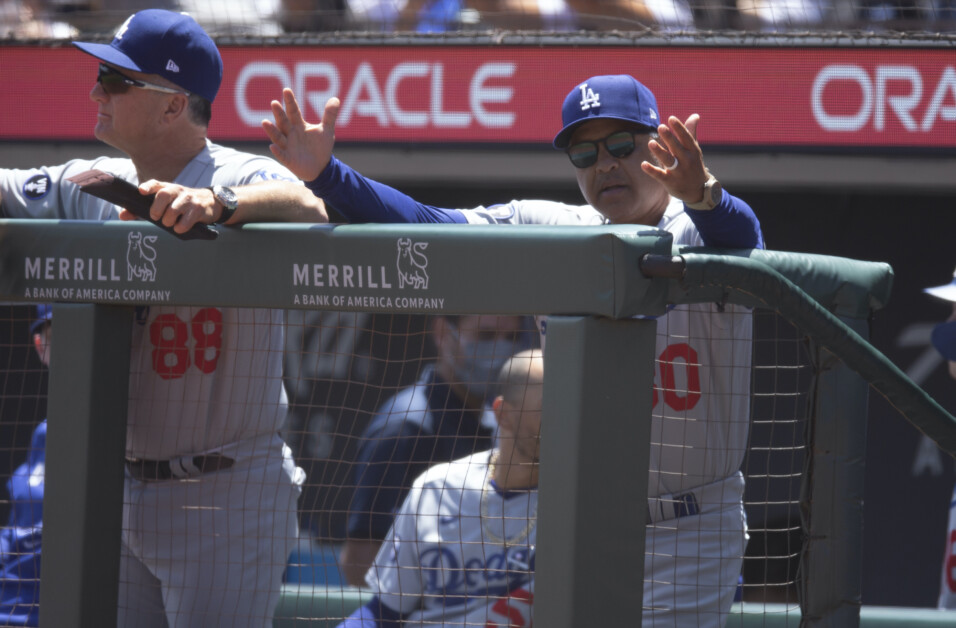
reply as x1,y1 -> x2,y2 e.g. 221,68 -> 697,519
115,15 -> 133,39
578,83 -> 600,111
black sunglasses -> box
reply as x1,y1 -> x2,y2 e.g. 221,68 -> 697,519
97,63 -> 186,96
566,130 -> 645,169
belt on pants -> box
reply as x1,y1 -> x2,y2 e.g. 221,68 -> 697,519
646,473 -> 745,525
646,490 -> 701,524
125,453 -> 235,482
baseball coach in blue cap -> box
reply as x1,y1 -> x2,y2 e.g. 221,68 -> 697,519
0,8 -> 328,627
265,72 -> 768,627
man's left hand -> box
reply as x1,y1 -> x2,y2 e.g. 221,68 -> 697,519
641,114 -> 712,206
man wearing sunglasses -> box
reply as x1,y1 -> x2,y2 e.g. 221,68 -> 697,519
265,73 -> 763,627
0,8 -> 328,628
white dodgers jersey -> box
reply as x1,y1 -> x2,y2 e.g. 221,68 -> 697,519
368,450 -> 536,627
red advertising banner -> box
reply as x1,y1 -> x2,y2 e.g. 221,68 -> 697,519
2,45 -> 954,150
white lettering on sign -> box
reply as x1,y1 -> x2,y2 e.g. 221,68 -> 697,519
812,64 -> 956,132
387,62 -> 430,127
235,61 -> 293,129
471,63 -> 515,128
233,60 -> 516,129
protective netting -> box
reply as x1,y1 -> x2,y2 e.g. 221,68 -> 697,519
740,309 -> 809,611
0,303 -> 818,624
2,1 -> 955,44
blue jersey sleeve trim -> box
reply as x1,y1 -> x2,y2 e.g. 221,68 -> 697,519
684,191 -> 765,250
305,156 -> 764,250
307,157 -> 467,224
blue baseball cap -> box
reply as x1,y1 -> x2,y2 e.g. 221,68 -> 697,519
73,10 -> 222,103
553,75 -> 661,149
30,304 -> 52,336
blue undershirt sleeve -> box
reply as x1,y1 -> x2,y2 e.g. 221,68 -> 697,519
684,191 -> 765,250
306,157 -> 467,224
336,597 -> 405,628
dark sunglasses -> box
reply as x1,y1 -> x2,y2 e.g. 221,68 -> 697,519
566,130 -> 644,169
97,63 -> 186,96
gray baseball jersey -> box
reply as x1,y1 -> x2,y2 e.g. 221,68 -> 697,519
460,196 -> 754,500
456,197 -> 751,626
0,140 -> 297,459
1,141 -> 305,626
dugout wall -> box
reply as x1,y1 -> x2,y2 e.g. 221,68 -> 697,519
1,219 -> 953,626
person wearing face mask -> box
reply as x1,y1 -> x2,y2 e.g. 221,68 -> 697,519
339,314 -> 535,586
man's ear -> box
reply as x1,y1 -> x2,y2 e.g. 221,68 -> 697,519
163,93 -> 189,121
493,395 -> 509,429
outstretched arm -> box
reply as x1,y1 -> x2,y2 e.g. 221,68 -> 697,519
262,88 -> 464,224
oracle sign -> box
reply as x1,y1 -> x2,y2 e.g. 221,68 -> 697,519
811,64 -> 956,133
3,46 -> 955,150
233,61 -> 517,130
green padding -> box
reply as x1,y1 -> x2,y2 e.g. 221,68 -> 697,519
746,249 -> 894,316
0,220 -> 674,318
273,592 -> 956,628
669,247 -> 894,318
672,252 -> 956,458
273,586 -> 371,628
728,603 -> 956,627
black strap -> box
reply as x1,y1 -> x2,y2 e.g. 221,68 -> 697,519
126,453 -> 234,482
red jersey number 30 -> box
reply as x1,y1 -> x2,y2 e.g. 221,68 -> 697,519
149,308 -> 223,380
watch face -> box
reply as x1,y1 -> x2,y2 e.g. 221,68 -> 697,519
710,181 -> 723,205
215,185 -> 238,209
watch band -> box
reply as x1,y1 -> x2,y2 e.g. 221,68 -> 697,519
686,174 -> 722,211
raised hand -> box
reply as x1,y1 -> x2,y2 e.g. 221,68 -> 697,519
262,88 -> 340,183
641,113 -> 711,205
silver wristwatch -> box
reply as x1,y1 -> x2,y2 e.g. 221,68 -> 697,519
209,185 -> 238,224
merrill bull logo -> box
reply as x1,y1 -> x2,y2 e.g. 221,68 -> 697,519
292,237 -> 434,291
23,230 -> 160,284
397,238 -> 428,289
127,232 -> 158,282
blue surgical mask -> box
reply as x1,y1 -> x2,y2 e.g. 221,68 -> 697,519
932,320 -> 956,361
448,326 -> 532,400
